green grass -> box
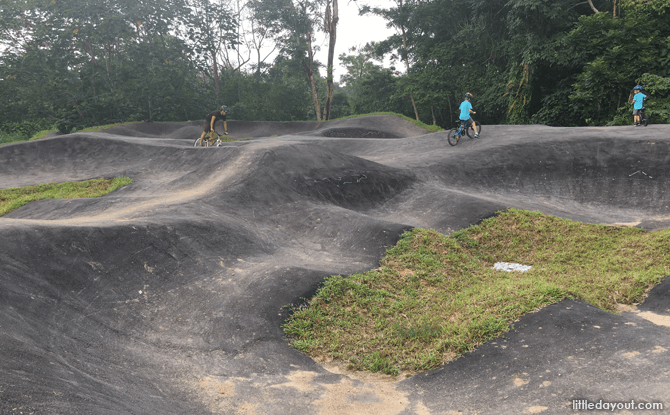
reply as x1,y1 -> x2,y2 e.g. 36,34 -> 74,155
0,131 -> 30,146
282,209 -> 670,375
0,177 -> 134,216
330,112 -> 444,133
78,122 -> 138,133
28,130 -> 54,141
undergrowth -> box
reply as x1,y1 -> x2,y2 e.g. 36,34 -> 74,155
0,177 -> 134,216
282,209 -> 669,375
330,112 -> 444,133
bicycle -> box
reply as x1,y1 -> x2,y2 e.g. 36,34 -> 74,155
447,119 -> 482,146
193,131 -> 227,147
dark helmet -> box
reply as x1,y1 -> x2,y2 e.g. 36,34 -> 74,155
464,92 -> 473,99
220,105 -> 229,112
633,85 -> 643,90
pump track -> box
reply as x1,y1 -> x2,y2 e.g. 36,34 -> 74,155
1,115 -> 669,414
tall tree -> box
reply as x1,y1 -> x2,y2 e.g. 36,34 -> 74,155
250,0 -> 325,120
322,0 -> 338,120
361,0 -> 420,120
186,0 -> 238,96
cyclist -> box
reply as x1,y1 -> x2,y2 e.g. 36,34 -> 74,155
199,105 -> 229,144
459,93 -> 479,137
629,85 -> 647,126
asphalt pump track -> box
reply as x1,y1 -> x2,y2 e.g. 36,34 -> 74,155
1,115 -> 669,414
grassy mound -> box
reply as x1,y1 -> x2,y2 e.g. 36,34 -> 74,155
0,177 -> 133,216
331,112 -> 444,133
282,209 -> 669,375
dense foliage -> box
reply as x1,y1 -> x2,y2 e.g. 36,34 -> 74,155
358,0 -> 670,127
1,0 -> 669,139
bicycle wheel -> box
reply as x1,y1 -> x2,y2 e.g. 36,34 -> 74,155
193,137 -> 210,147
447,128 -> 460,146
467,121 -> 482,139
642,113 -> 649,127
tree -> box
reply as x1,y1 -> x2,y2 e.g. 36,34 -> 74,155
361,0 -> 420,120
0,0 -> 216,130
250,0 -> 325,120
560,0 -> 670,125
186,0 -> 238,96
322,0 -> 338,120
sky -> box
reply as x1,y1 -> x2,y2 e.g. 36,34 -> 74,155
312,0 -> 396,82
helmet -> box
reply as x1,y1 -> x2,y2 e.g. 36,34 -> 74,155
220,105 -> 229,112
464,92 -> 473,99
633,85 -> 643,90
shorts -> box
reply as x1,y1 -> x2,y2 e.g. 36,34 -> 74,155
632,109 -> 641,116
460,118 -> 473,126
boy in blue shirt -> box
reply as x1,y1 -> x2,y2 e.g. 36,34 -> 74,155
630,85 -> 647,126
459,93 -> 478,137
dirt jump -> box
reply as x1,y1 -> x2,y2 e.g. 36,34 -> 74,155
1,115 -> 669,414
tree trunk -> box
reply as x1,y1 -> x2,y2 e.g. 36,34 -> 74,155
586,0 -> 599,13
288,0 -> 322,121
323,0 -> 338,120
304,30 -> 322,121
400,17 -> 420,121
212,50 -> 220,96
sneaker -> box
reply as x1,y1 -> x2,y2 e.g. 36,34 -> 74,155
474,133 -> 479,138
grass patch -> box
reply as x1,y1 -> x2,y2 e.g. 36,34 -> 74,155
77,122 -> 141,133
0,177 -> 133,216
0,131 -> 30,146
28,130 -> 55,141
282,209 -> 670,375
330,112 -> 444,133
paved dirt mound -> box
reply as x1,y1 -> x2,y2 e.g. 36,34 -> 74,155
1,116 -> 669,414
99,114 -> 427,141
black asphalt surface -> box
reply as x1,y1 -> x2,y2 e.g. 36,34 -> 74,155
1,115 -> 669,414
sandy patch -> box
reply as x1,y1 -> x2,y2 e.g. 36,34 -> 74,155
314,363 -> 435,415
195,376 -> 238,412
270,370 -> 317,392
637,311 -> 670,327
513,375 -> 529,387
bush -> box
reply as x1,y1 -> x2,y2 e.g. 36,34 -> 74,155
0,119 -> 55,139
0,131 -> 29,146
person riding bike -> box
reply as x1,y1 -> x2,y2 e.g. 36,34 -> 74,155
199,105 -> 229,144
459,93 -> 479,137
629,85 -> 647,126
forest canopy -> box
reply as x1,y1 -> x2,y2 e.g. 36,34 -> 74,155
1,0 -> 669,138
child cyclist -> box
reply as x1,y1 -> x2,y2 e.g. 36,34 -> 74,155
459,93 -> 479,137
629,85 -> 647,126
199,105 -> 229,145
